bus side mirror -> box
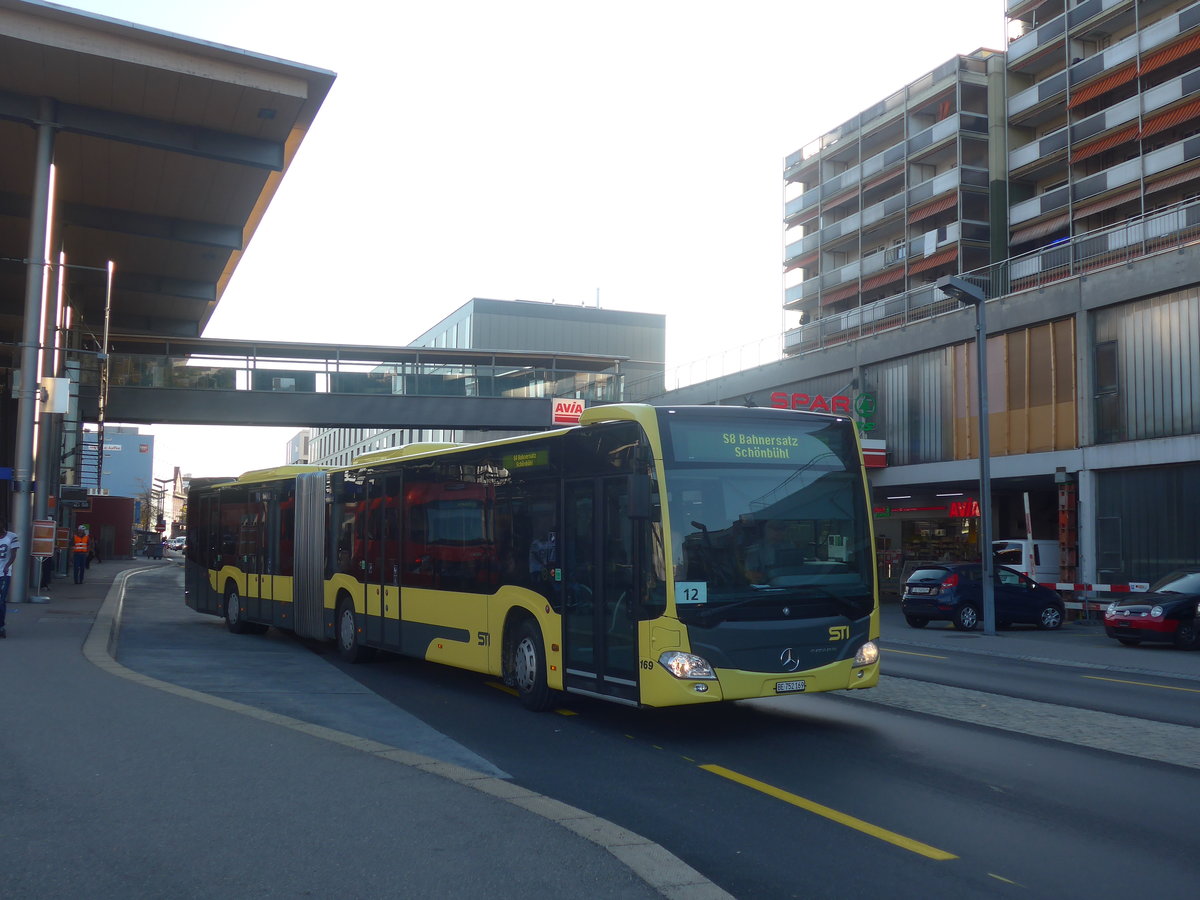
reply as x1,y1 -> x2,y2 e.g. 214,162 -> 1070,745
628,473 -> 651,520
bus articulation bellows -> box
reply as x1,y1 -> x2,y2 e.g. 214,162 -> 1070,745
185,404 -> 880,709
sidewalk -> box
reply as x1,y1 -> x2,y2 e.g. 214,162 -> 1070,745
0,557 -> 725,900
878,599 -> 1200,682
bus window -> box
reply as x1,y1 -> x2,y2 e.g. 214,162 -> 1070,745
403,469 -> 494,592
497,479 -> 560,605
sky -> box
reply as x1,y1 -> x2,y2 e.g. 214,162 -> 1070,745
60,0 -> 1007,481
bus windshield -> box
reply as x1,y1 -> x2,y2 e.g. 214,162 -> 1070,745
661,412 -> 873,618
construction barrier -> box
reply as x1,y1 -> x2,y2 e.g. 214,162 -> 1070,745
1039,581 -> 1150,612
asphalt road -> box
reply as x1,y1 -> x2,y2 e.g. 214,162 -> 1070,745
118,565 -> 1200,899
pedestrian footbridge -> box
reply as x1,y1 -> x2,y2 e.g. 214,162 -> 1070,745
79,336 -> 645,430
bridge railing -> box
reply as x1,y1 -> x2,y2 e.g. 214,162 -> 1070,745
86,353 -> 626,402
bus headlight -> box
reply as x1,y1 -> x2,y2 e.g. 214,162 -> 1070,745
853,641 -> 879,667
659,651 -> 716,680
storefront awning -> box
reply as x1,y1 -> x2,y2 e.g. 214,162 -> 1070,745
1140,31 -> 1200,78
1073,186 -> 1141,220
861,165 -> 903,192
1145,164 -> 1200,194
908,192 -> 957,223
861,267 -> 905,292
1139,95 -> 1200,141
1072,125 -> 1138,163
1011,212 -> 1070,245
785,249 -> 819,271
1069,63 -> 1136,108
819,282 -> 860,306
906,245 -> 958,275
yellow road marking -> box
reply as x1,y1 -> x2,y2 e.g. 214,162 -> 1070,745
882,648 -> 947,659
1082,675 -> 1200,694
485,681 -> 576,714
988,873 -> 1022,886
700,764 -> 957,860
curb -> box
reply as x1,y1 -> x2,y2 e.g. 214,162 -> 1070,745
83,568 -> 733,900
880,632 -> 1200,684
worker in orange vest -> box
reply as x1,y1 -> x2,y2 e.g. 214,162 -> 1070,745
72,526 -> 90,584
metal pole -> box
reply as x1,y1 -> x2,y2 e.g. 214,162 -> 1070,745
936,275 -> 995,636
11,98 -> 56,606
976,298 -> 996,636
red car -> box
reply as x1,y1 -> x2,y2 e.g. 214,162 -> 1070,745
1103,569 -> 1200,649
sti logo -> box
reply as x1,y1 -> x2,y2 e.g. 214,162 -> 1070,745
552,398 -> 585,425
769,392 -> 852,414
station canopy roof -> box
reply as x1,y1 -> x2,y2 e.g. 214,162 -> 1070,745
0,0 -> 335,339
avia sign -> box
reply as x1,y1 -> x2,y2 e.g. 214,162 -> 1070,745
552,398 -> 585,425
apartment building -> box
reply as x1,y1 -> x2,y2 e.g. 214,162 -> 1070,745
1007,0 -> 1200,252
783,50 -> 1003,354
657,4 -> 1200,593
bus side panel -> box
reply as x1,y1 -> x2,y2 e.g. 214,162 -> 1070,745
490,586 -> 564,689
400,587 -> 489,672
213,566 -> 246,604
269,576 -> 295,630
324,573 -> 365,636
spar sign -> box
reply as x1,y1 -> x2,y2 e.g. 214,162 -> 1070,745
552,398 -> 585,425
768,392 -> 853,414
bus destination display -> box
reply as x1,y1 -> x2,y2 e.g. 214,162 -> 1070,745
668,420 -> 838,464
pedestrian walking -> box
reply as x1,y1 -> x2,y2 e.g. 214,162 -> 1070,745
72,526 -> 90,584
0,518 -> 18,638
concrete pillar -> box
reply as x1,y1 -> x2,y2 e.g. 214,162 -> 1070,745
11,98 -> 55,605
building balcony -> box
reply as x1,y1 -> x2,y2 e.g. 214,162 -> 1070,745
1010,197 -> 1200,286
785,223 -> 963,308
1009,70 -> 1069,119
1009,1 -> 1200,119
785,195 -> 1200,356
784,114 -> 967,221
1006,0 -> 1042,16
1010,65 -> 1200,177
1007,14 -> 1065,67
785,171 -> 969,270
1008,0 -> 1133,69
784,64 -> 965,181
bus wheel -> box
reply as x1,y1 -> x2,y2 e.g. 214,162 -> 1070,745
336,597 -> 374,663
224,584 -> 251,634
512,619 -> 552,711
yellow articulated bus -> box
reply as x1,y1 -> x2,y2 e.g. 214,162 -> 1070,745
185,404 -> 880,710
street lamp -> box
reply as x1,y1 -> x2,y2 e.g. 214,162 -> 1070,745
937,275 -> 996,636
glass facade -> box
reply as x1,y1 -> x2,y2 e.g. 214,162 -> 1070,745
1095,462 -> 1200,585
1092,285 -> 1200,444
859,318 -> 1077,467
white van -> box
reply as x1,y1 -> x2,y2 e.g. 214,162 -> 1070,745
993,539 -> 1060,585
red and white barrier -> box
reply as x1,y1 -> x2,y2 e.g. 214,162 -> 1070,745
1039,582 -> 1149,593
1037,581 -> 1150,612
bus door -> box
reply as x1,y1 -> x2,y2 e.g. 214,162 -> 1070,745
377,475 -> 403,648
562,477 -> 639,704
245,491 -> 272,621
357,474 -> 403,649
362,475 -> 386,647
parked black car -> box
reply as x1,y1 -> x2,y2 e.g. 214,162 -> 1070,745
901,563 -> 1065,631
1103,568 -> 1200,649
